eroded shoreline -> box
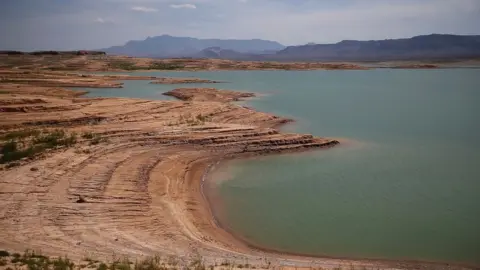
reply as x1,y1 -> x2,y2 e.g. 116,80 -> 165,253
198,153 -> 479,270
0,69 -> 348,268
0,68 -> 476,270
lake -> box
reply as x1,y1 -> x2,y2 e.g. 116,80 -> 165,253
85,69 -> 480,265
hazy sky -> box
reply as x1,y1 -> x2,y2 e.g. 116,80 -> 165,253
1,0 -> 479,51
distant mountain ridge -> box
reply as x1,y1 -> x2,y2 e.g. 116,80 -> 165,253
103,35 -> 285,57
274,34 -> 480,61
103,34 -> 480,61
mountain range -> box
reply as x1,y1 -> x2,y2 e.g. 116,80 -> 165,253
103,35 -> 285,57
103,34 -> 480,61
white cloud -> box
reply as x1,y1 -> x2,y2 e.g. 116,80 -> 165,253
169,4 -> 196,9
131,6 -> 158,12
94,17 -> 114,24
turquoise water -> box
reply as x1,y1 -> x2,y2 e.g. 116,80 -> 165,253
84,69 -> 480,265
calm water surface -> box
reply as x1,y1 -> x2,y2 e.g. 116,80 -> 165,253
85,69 -> 480,264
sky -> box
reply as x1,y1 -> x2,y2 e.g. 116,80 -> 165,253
1,0 -> 479,51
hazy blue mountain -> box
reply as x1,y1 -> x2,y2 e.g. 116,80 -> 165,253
103,34 -> 480,61
274,34 -> 480,61
103,35 -> 285,57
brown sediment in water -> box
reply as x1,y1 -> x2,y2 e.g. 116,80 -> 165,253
391,64 -> 439,69
151,77 -> 223,84
0,67 -> 476,270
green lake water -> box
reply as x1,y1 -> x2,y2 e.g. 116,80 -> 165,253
85,69 -> 480,265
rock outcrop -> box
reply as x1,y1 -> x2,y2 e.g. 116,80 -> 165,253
164,88 -> 255,102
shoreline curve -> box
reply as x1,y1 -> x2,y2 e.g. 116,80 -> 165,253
194,144 -> 480,270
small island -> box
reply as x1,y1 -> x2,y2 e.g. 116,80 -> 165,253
163,88 -> 255,102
